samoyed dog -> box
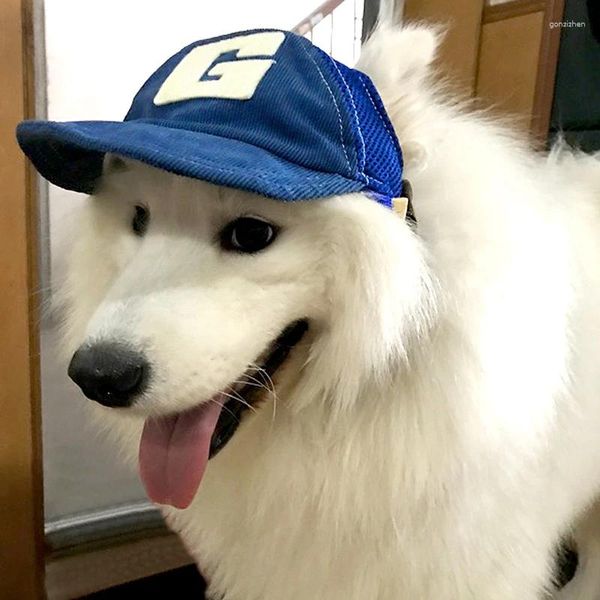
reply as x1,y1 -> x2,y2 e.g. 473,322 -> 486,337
25,25 -> 600,600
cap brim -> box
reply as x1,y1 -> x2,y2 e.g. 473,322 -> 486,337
16,120 -> 364,200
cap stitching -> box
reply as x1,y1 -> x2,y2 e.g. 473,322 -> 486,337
358,75 -> 398,156
45,125 -> 365,193
298,43 -> 352,175
131,117 -> 340,174
64,124 -> 350,178
325,57 -> 369,185
29,120 -> 386,194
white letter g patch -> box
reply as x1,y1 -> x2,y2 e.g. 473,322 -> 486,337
153,31 -> 285,105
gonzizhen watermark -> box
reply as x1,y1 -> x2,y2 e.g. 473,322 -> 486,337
549,21 -> 586,29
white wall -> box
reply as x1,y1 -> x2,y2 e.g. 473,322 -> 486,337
45,0 -> 327,122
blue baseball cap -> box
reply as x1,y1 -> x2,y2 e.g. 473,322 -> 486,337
17,29 -> 403,207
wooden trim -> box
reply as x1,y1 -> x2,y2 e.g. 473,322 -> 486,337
293,0 -> 346,35
0,0 -> 45,598
46,533 -> 192,600
483,0 -> 546,24
531,0 -> 565,139
403,0 -> 485,94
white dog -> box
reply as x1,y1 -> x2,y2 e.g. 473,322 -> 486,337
48,26 -> 600,600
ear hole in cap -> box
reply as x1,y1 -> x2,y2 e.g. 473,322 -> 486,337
104,154 -> 129,173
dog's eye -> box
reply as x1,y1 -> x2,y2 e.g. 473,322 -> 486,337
220,217 -> 277,253
132,205 -> 149,236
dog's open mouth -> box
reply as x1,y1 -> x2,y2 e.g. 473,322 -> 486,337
209,319 -> 309,458
138,319 -> 308,509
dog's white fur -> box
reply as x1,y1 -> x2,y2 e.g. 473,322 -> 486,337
57,26 -> 600,599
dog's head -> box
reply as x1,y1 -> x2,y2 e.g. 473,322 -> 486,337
24,25 -> 443,508
60,154 -> 433,507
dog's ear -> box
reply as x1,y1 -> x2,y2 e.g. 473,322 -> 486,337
357,24 -> 442,92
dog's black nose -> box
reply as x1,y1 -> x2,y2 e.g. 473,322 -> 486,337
68,343 -> 148,408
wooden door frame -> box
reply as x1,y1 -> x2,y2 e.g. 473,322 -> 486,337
478,0 -> 565,139
0,0 -> 45,598
531,0 -> 565,138
398,0 -> 564,140
402,0 -> 486,93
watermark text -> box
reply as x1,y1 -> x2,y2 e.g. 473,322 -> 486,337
549,20 -> 586,29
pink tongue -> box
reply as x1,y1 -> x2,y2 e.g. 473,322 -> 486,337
139,398 -> 223,509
